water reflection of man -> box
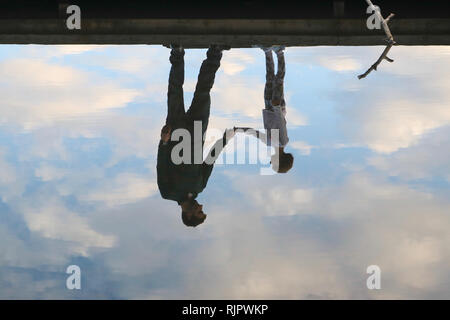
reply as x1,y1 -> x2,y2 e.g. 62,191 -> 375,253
157,44 -> 232,228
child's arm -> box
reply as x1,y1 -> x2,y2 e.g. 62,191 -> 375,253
234,127 -> 268,146
204,129 -> 235,165
201,129 -> 235,188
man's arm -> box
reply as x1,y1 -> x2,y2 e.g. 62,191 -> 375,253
201,129 -> 235,188
157,125 -> 173,198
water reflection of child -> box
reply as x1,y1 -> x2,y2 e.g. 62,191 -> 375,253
239,46 -> 293,173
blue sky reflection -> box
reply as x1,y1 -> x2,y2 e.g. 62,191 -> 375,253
0,45 -> 449,299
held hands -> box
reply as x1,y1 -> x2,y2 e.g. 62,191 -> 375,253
224,127 -> 237,139
161,124 -> 172,143
227,128 -> 236,137
162,126 -> 237,144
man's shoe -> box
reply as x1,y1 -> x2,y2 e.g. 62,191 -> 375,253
170,44 -> 184,52
271,45 -> 286,53
210,44 -> 231,51
252,45 -> 271,53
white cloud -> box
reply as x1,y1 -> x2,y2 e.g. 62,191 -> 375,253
79,173 -> 158,207
20,45 -> 106,60
0,149 -> 26,201
212,75 -> 265,118
220,50 -> 255,75
22,203 -> 116,256
349,99 -> 449,153
0,59 -> 140,129
226,172 -> 314,216
318,56 -> 362,72
287,46 -> 450,153
51,45 -> 105,56
212,75 -> 307,126
214,171 -> 450,298
368,125 -> 450,180
333,47 -> 450,153
0,45 -> 449,299
35,166 -> 68,182
290,140 -> 316,155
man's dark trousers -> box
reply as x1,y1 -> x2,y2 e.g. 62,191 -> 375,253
167,47 -> 223,138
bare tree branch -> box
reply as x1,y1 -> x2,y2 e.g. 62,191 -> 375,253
357,43 -> 394,79
358,1 -> 396,79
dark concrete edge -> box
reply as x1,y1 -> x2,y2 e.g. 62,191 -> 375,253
0,34 -> 449,46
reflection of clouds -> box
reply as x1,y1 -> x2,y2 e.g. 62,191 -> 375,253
51,45 -> 105,56
289,46 -> 450,153
79,173 -> 158,207
0,267 -> 61,299
212,75 -> 265,118
127,171 -> 449,299
337,97 -> 450,153
0,149 -> 25,202
21,202 -> 116,256
35,165 -> 68,182
318,56 -> 362,72
368,125 -> 450,181
72,45 -> 169,78
220,50 -> 255,75
383,46 -> 450,76
214,171 -> 450,298
289,140 -> 316,155
0,45 -> 449,299
0,58 -> 140,129
24,45 -> 106,58
315,173 -> 450,295
226,173 -> 314,216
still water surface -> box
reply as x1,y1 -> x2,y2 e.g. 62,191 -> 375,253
0,45 -> 449,299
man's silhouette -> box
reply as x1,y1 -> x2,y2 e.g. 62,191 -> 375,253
157,44 -> 232,227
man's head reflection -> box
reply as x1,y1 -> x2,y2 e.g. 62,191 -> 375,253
181,199 -> 206,227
